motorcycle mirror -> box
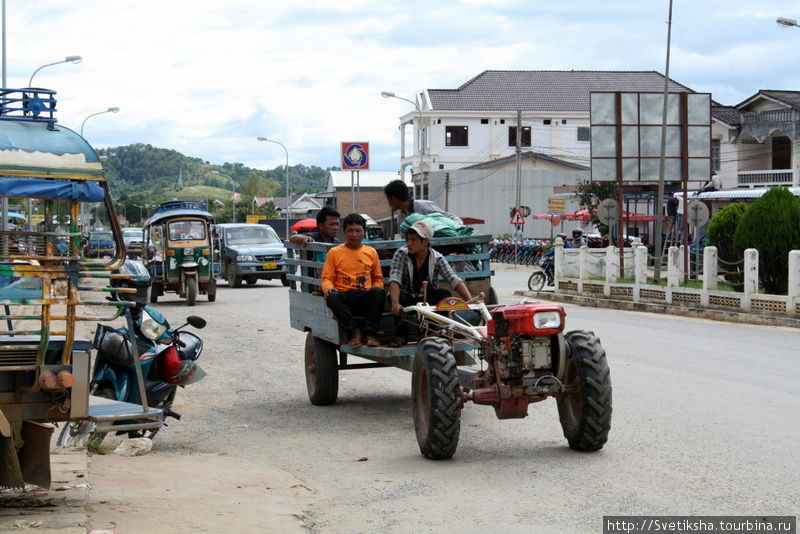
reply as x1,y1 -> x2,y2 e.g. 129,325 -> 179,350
186,315 -> 207,329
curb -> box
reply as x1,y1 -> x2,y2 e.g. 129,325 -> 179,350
515,290 -> 800,328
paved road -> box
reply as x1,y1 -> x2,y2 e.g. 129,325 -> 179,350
137,271 -> 799,533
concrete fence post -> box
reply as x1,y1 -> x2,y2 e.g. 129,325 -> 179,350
604,246 -> 616,297
703,246 -> 718,292
788,250 -> 800,315
742,248 -> 759,312
667,246 -> 680,288
553,238 -> 564,291
633,245 -> 647,303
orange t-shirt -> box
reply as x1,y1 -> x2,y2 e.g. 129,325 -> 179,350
321,244 -> 383,293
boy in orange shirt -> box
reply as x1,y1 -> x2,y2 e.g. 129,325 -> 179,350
321,213 -> 385,347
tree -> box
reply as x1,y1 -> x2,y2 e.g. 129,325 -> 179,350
574,180 -> 617,241
706,202 -> 747,289
733,187 -> 800,294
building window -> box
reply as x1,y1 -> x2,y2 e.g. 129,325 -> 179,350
711,139 -> 721,172
500,119 -> 505,124
508,126 -> 531,147
562,119 -> 567,124
480,118 -> 489,124
445,126 -> 468,146
543,119 -> 552,125
577,127 -> 590,142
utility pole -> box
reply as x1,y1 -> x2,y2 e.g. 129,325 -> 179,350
654,0 -> 674,279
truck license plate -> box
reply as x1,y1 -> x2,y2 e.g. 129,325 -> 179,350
263,262 -> 277,270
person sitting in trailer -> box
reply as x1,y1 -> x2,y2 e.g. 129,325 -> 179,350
387,220 -> 472,347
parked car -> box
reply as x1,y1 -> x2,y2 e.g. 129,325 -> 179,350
84,230 -> 115,258
121,227 -> 155,259
214,223 -> 288,287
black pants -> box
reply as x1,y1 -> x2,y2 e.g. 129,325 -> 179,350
325,287 -> 386,335
394,288 -> 451,339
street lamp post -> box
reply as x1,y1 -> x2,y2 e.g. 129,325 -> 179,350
28,55 -> 82,87
381,90 -> 424,197
80,107 -> 119,137
777,17 -> 799,28
256,137 -> 290,238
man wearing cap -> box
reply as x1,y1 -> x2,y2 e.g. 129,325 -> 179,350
387,220 -> 472,346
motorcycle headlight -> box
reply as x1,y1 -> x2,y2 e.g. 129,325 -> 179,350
140,308 -> 169,341
533,311 -> 561,330
236,255 -> 255,262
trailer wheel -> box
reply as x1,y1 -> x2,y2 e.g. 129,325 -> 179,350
412,337 -> 462,460
557,330 -> 612,451
56,388 -> 114,447
305,333 -> 338,406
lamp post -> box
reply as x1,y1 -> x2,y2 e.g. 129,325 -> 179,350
256,137 -> 290,238
28,55 -> 82,87
80,107 -> 119,136
777,17 -> 799,28
381,90 -> 424,197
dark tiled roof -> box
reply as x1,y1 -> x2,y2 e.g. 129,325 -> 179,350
712,104 -> 741,126
426,70 -> 694,112
754,90 -> 800,109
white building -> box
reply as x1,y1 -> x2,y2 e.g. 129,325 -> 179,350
712,90 -> 800,190
390,70 -> 695,197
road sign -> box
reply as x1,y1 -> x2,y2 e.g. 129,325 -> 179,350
687,200 -> 709,229
341,142 -> 369,170
547,196 -> 566,213
510,209 -> 525,225
597,198 -> 620,226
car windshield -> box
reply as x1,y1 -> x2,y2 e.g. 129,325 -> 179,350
90,232 -> 113,241
168,220 -> 206,241
226,226 -> 281,245
123,229 -> 143,237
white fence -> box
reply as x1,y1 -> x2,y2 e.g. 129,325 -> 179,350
553,239 -> 800,317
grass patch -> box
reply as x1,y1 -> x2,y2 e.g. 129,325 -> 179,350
86,436 -> 112,455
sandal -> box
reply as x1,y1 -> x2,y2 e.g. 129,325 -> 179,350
348,336 -> 362,348
365,335 -> 380,347
389,337 -> 406,347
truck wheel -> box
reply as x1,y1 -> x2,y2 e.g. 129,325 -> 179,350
305,333 -> 338,406
557,330 -> 612,451
207,279 -> 217,302
56,388 -> 114,447
281,274 -> 290,287
226,265 -> 241,288
412,337 -> 462,460
528,270 -> 547,293
186,277 -> 197,306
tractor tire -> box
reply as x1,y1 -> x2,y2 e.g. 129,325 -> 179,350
56,388 -> 115,447
557,330 -> 612,451
186,277 -> 197,306
528,270 -> 547,293
304,332 -> 338,406
226,265 -> 242,288
412,337 -> 462,460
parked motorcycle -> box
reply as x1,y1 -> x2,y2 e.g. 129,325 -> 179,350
527,254 -> 555,293
58,261 -> 206,446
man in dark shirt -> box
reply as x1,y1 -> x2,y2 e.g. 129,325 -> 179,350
666,196 -> 679,237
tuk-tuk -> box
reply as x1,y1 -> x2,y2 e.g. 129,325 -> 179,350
143,201 -> 217,306
0,88 -> 163,489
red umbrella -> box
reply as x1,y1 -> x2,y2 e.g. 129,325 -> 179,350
563,209 -> 591,221
291,218 -> 317,232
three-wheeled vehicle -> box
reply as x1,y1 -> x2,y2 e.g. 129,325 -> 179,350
0,88 -> 163,489
286,233 -> 611,460
142,201 -> 217,306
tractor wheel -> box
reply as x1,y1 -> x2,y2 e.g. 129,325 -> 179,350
56,387 -> 115,447
528,270 -> 547,293
226,265 -> 242,288
304,332 -> 338,406
207,279 -> 217,302
186,277 -> 197,306
412,337 -> 462,460
557,330 -> 612,451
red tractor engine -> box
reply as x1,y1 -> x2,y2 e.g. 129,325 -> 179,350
469,303 -> 567,419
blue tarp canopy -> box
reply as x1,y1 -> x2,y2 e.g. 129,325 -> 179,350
0,177 -> 104,201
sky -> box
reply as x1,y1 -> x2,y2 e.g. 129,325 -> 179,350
7,1 -> 800,174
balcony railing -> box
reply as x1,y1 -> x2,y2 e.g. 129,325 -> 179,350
741,110 -> 800,127
737,169 -> 795,187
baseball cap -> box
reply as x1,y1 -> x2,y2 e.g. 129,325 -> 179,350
408,220 -> 434,241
